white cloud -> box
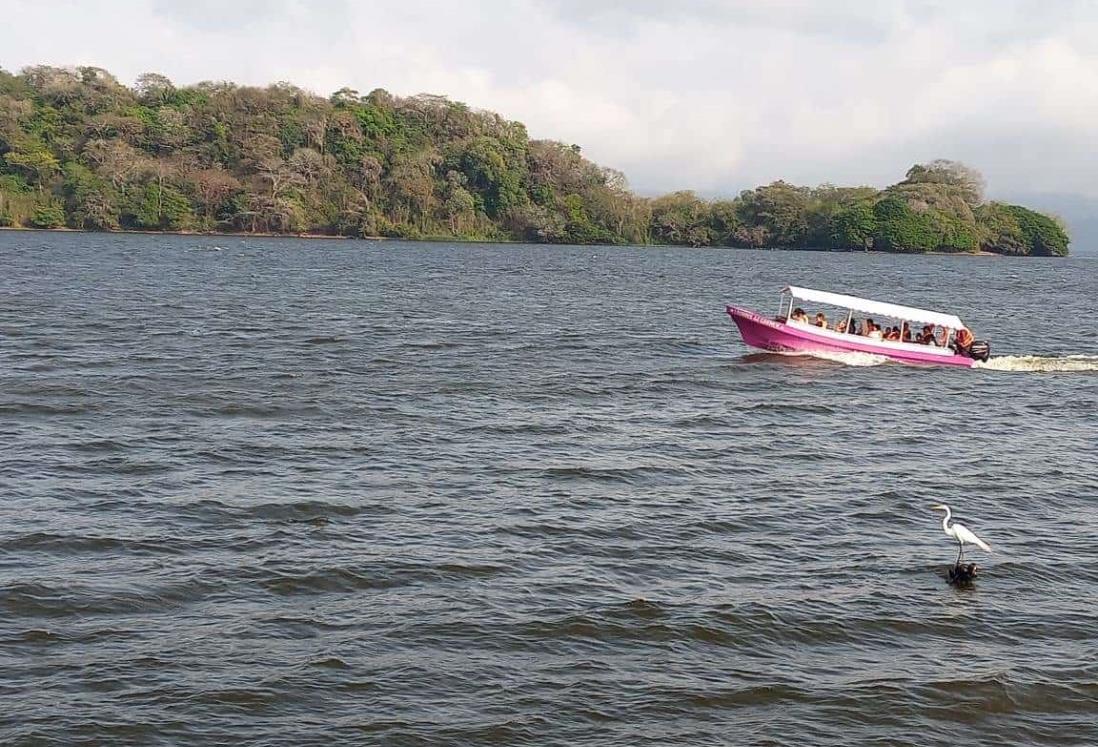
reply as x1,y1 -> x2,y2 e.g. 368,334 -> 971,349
3,0 -> 1097,197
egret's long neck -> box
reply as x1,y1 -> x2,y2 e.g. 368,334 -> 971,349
940,506 -> 952,532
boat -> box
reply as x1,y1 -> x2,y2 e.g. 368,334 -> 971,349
726,286 -> 990,367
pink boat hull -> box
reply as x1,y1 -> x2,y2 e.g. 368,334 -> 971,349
726,306 -> 976,367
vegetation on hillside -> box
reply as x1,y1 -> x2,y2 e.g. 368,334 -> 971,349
0,65 -> 1069,255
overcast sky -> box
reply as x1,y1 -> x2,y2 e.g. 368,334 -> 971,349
4,0 -> 1098,200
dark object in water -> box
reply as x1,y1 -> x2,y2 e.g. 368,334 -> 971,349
952,338 -> 991,361
947,563 -> 978,585
966,340 -> 991,362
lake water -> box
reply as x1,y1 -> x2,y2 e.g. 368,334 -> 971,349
2,232 -> 1097,746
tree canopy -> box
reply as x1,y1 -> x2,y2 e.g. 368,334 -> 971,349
0,65 -> 1069,256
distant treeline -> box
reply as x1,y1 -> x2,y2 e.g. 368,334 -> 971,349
0,65 -> 1069,255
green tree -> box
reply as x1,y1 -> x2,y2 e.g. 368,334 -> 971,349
830,202 -> 876,250
82,138 -> 150,199
128,181 -> 192,229
707,200 -> 741,246
4,139 -> 60,190
986,204 -> 1069,256
649,191 -> 711,246
386,149 -> 440,228
449,136 -> 526,217
63,161 -> 119,229
134,72 -> 176,106
30,199 -> 65,228
737,181 -> 810,246
873,196 -> 937,253
442,170 -> 475,234
902,159 -> 984,206
0,63 -> 1068,252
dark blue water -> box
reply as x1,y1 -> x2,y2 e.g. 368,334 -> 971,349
2,231 -> 1097,746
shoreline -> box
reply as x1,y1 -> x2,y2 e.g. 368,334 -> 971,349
0,226 -> 1033,255
0,225 -> 367,241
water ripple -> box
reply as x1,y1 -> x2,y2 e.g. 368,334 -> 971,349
1,234 -> 1096,745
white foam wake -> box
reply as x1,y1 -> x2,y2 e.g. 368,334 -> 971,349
976,355 -> 1098,372
794,350 -> 889,367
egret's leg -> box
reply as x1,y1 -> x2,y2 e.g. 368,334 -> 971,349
955,540 -> 964,566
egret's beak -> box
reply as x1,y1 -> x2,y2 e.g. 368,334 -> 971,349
929,504 -> 946,511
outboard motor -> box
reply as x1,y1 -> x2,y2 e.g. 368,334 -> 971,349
965,340 -> 991,362
951,327 -> 990,362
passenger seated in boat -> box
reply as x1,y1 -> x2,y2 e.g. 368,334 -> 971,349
847,317 -> 859,334
902,324 -> 913,342
951,327 -> 975,353
813,312 -> 827,328
885,326 -> 900,341
790,307 -> 808,323
918,325 -> 938,345
861,318 -> 882,339
834,319 -> 848,333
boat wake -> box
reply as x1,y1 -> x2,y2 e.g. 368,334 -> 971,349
745,348 -> 1098,372
782,350 -> 889,367
806,350 -> 889,367
975,355 -> 1098,373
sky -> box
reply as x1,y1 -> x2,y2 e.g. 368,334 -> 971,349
3,0 -> 1098,206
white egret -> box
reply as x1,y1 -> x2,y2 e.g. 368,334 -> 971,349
931,504 -> 991,565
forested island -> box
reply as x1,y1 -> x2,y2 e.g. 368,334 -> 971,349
0,65 -> 1069,255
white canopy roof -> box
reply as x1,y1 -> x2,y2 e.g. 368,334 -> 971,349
784,286 -> 966,329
